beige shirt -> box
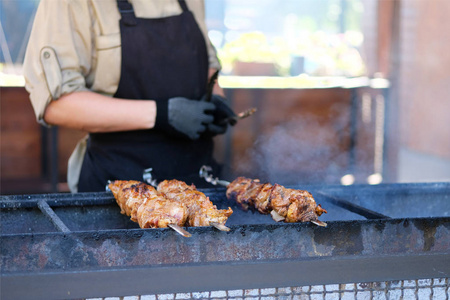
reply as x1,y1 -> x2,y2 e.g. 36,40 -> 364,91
23,0 -> 220,126
23,0 -> 221,192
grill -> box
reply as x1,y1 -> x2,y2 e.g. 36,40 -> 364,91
1,182 -> 449,299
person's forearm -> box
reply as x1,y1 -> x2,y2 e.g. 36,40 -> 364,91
44,91 -> 156,132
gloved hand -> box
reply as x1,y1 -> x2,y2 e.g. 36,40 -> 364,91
205,94 -> 237,135
154,97 -> 215,140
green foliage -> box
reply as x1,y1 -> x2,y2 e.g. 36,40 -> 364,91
218,30 -> 366,77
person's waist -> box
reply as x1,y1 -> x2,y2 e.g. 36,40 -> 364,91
88,129 -> 213,145
90,129 -> 157,144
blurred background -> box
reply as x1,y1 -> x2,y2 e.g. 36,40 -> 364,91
1,0 -> 449,194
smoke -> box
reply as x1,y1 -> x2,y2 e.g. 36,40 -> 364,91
245,111 -> 350,185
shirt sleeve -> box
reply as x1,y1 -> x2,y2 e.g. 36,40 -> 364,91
187,0 -> 221,71
23,0 -> 93,126
23,0 -> 221,126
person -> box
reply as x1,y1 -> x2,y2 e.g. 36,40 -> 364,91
23,0 -> 236,192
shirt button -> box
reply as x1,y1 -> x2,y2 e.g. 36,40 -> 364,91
43,51 -> 51,59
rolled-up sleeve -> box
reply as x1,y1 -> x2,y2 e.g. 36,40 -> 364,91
187,0 -> 221,71
23,0 -> 93,125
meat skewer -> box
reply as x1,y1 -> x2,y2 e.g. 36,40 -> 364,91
157,179 -> 233,231
199,166 -> 327,227
108,180 -> 191,237
227,177 -> 327,226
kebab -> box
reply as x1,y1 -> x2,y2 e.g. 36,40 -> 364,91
199,166 -> 327,227
108,180 -> 191,237
157,179 -> 233,231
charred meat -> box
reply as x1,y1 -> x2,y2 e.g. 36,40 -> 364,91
226,177 -> 327,226
108,180 -> 188,229
157,179 -> 233,227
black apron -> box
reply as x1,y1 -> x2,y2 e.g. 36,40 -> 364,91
78,0 -> 219,192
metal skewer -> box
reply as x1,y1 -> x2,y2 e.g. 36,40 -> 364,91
204,70 -> 219,103
107,179 -> 193,238
220,107 -> 257,126
142,168 -> 231,232
311,220 -> 327,227
168,224 -> 192,237
199,166 -> 230,187
197,166 -> 232,231
143,168 -> 158,188
210,222 -> 231,232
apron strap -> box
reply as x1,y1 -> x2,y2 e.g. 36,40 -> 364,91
178,0 -> 189,12
116,0 -> 137,26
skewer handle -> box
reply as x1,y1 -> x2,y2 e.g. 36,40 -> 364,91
143,168 -> 158,187
221,107 -> 257,125
199,166 -> 230,187
105,180 -> 112,191
205,70 -> 219,102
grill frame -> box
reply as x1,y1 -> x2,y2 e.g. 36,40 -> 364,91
1,182 -> 449,299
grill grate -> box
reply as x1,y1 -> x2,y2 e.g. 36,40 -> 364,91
85,278 -> 449,300
2,182 -> 449,300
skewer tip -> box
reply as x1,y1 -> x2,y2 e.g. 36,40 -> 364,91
311,220 -> 327,227
211,222 -> 231,232
168,224 -> 192,237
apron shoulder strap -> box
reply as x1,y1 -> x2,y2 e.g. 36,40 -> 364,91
178,0 -> 189,12
116,0 -> 137,26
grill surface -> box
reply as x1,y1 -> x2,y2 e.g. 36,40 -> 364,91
1,182 -> 449,299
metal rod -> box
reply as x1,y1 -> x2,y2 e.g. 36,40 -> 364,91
199,165 -> 230,187
348,88 -> 359,175
220,107 -> 257,125
317,192 -> 390,220
167,224 -> 192,238
37,199 -> 71,233
40,126 -> 48,180
1,193 -> 116,209
205,70 -> 219,102
211,222 -> 231,232
50,126 -> 59,193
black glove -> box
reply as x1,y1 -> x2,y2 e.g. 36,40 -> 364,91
206,94 -> 237,135
155,97 -> 215,140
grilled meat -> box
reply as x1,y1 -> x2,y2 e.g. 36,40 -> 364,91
108,180 -> 188,229
157,179 -> 233,227
226,177 -> 327,224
